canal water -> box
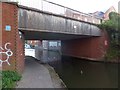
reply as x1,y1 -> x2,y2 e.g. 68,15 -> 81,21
37,50 -> 118,88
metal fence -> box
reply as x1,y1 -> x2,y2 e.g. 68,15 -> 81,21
6,0 -> 102,24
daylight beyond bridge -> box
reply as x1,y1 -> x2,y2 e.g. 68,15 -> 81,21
18,5 -> 101,40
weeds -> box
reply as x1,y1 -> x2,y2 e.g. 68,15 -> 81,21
1,71 -> 21,89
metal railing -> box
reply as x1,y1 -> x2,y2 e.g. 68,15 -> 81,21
6,0 -> 102,24
42,0 -> 102,24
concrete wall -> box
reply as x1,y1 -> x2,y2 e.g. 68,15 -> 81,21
1,2 -> 24,73
61,30 -> 109,61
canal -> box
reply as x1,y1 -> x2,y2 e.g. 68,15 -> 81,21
36,50 -> 118,88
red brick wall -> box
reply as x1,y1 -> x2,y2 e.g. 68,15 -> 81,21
2,2 -> 17,71
27,40 -> 42,46
16,32 -> 25,73
104,6 -> 116,21
0,2 -> 2,71
1,2 -> 24,73
61,30 -> 109,61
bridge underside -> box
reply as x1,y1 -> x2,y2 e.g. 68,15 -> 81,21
20,29 -> 91,40
21,28 -> 108,62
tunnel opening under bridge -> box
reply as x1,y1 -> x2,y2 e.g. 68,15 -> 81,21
18,28 -> 109,74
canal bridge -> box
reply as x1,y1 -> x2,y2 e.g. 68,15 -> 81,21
1,1 -> 109,73
18,0 -> 101,40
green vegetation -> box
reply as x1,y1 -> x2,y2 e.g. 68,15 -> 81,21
1,71 -> 21,89
98,12 -> 120,61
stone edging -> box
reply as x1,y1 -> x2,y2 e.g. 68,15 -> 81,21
43,64 -> 67,89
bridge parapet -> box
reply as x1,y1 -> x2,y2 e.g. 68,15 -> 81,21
7,0 -> 102,24
42,0 -> 101,24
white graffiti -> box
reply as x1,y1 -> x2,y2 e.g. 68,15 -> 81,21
0,43 -> 13,66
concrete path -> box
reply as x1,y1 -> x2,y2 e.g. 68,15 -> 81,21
16,56 -> 55,88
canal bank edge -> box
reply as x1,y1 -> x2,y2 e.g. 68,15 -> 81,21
62,55 -> 119,64
43,64 -> 67,88
35,58 -> 67,88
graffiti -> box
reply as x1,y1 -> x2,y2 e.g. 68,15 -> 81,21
0,43 -> 13,66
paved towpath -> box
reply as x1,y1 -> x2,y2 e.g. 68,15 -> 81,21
16,56 -> 55,88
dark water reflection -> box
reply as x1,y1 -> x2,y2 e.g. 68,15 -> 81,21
37,50 -> 118,88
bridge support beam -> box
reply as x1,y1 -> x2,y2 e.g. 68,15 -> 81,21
61,30 -> 109,61
1,2 -> 24,73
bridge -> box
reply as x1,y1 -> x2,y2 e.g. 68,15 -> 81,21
18,0 -> 101,40
0,1 -> 109,73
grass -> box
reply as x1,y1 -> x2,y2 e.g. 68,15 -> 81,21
1,71 -> 21,89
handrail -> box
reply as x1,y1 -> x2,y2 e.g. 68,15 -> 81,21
6,0 -> 102,24
43,0 -> 101,19
42,0 -> 102,24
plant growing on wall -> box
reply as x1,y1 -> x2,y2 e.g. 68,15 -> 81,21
98,12 -> 120,61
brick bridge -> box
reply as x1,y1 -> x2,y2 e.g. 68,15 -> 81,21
0,1 -> 109,73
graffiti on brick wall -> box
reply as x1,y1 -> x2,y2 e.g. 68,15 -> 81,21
0,43 -> 13,66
